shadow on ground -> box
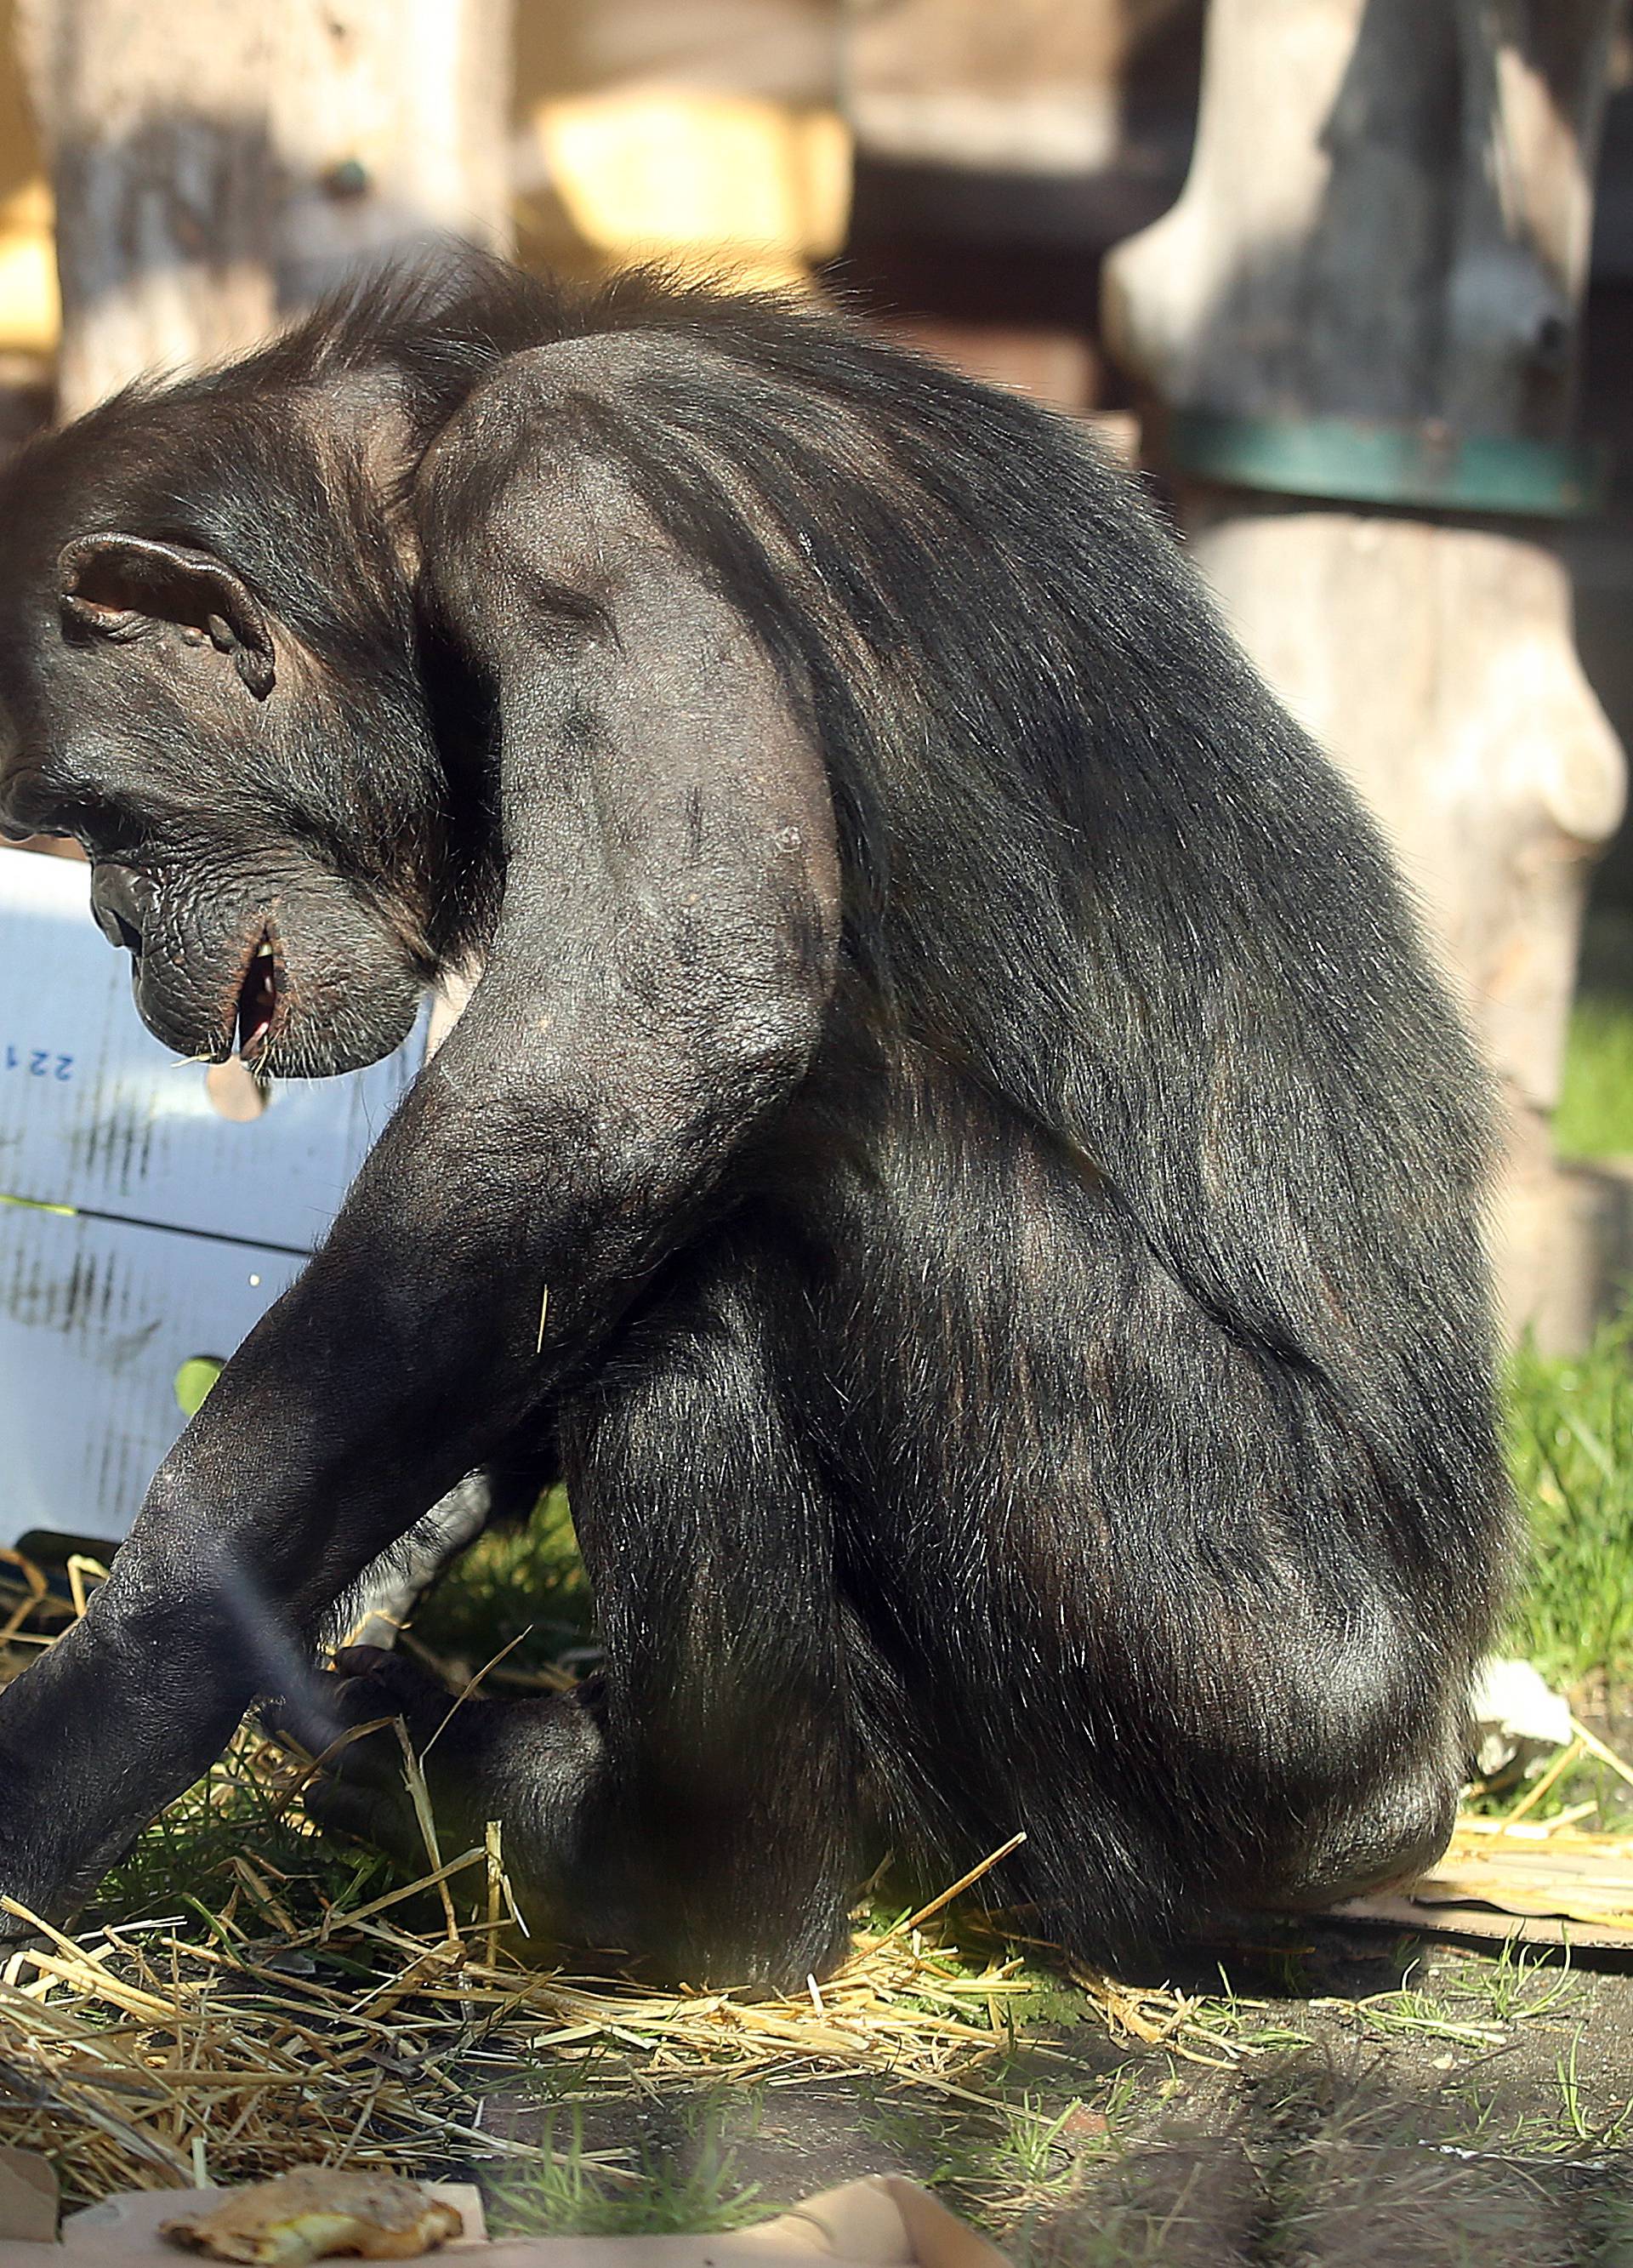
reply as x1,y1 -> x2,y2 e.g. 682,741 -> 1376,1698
475,1919 -> 1633,2265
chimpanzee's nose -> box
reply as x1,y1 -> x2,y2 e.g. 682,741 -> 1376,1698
89,863 -> 145,954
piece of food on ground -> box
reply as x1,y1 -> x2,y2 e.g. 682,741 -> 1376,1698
162,2169 -> 462,2263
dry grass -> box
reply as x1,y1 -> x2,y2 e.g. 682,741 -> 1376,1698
0,1556 -> 1260,2207
8,1550 -> 1633,2214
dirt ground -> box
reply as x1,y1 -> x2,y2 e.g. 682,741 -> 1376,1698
472,1918 -> 1633,2265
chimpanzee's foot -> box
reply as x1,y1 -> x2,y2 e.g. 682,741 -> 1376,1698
339,1475 -> 496,1650
269,1645 -> 851,1991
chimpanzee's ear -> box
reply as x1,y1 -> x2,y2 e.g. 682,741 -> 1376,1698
57,532 -> 276,698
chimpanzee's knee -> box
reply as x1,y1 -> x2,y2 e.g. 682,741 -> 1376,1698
1185,1621 -> 1471,1918
1266,1755 -> 1459,1910
1232,1647 -> 1466,1912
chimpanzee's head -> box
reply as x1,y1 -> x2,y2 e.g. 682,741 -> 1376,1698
0,360 -> 468,1078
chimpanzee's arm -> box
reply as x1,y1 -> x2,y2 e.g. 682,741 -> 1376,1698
0,350 -> 841,1927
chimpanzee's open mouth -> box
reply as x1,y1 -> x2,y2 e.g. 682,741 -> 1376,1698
235,932 -> 280,1059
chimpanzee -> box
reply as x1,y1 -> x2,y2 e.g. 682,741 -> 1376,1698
0,254 -> 1510,1988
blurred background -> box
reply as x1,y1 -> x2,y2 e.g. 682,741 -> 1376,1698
0,0 -> 1630,1359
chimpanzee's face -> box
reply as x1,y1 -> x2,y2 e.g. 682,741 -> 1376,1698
0,522 -> 435,1080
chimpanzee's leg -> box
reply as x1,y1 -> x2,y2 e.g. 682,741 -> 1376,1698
290,1227 -> 858,1990
809,1066 -> 1478,1974
288,1055 -> 1483,1986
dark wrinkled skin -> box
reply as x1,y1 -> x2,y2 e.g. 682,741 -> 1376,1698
0,257 -> 1513,1990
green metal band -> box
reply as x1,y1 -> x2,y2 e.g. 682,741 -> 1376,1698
1166,408 -> 1610,519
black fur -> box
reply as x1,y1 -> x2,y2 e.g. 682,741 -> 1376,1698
0,254 -> 1511,1986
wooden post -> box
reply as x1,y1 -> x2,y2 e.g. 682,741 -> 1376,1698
1105,0 -> 1627,1348
514,1 -> 847,291
17,0 -> 514,419
274,0 -> 514,306
842,0 -> 1158,173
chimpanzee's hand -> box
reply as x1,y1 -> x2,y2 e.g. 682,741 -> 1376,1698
269,1645 -> 619,1955
0,1568 -> 247,1940
266,1645 -> 475,1869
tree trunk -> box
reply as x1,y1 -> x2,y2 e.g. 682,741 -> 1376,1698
1104,0 -> 1626,1348
14,0 -> 278,418
17,0 -> 514,419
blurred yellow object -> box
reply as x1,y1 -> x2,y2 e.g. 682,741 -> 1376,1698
533,90 -> 851,291
0,176 -> 58,353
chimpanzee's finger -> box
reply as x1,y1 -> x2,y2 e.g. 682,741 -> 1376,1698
259,1682 -> 339,1762
260,1669 -> 404,1769
330,1643 -> 396,1678
328,1647 -> 457,1745
302,1771 -> 423,1866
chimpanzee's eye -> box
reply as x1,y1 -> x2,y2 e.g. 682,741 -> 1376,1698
67,796 -> 146,858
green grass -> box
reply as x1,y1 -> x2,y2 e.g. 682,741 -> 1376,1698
1506,1309 -> 1633,1689
1556,992 -> 1633,1157
1556,909 -> 1633,1158
484,2101 -> 769,2239
1498,908 -> 1633,1689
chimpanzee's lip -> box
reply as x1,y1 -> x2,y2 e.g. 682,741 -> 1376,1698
232,926 -> 282,1063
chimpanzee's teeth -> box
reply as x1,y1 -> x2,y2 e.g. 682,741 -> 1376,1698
235,932 -> 278,1058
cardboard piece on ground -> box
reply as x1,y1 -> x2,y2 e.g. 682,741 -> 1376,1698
1330,1815 -> 1633,1952
43,2174 -> 1008,2267
0,2144 -> 60,2243
1329,1892 -> 1633,1952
